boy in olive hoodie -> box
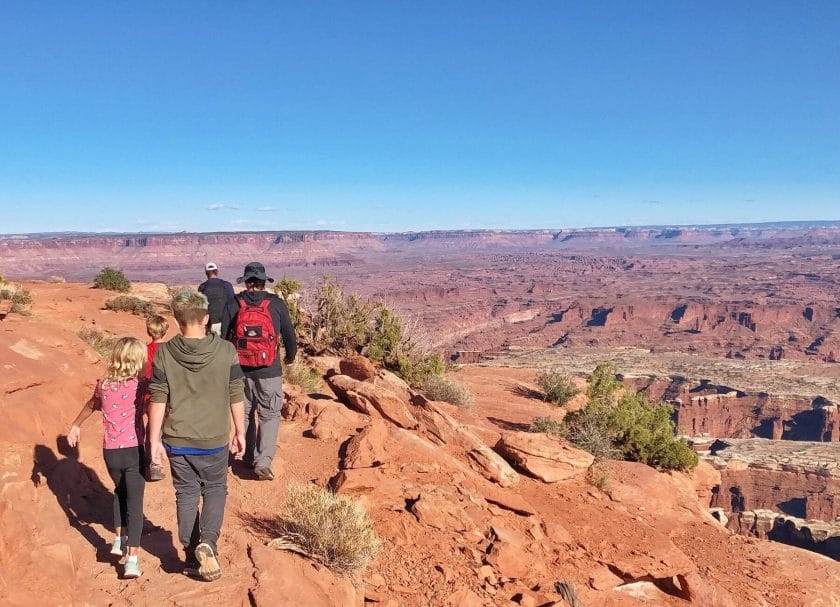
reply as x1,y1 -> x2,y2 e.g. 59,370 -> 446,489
148,290 -> 245,582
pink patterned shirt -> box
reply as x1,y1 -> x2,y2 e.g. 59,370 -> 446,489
96,378 -> 145,449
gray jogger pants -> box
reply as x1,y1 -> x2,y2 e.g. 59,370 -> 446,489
167,447 -> 228,555
243,375 -> 283,469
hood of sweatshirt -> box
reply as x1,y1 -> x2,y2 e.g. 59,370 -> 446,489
165,333 -> 225,372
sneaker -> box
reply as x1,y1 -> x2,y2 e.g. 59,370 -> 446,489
194,542 -> 222,581
148,462 -> 166,482
123,555 -> 142,579
110,536 -> 126,557
254,466 -> 274,481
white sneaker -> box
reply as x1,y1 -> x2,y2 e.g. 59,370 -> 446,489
124,555 -> 142,579
110,536 -> 126,557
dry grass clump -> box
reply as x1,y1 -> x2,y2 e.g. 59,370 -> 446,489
283,362 -> 323,393
528,416 -> 563,436
78,328 -> 118,358
105,295 -> 154,317
269,481 -> 381,576
0,286 -> 33,314
47,275 -> 66,283
420,374 -> 473,407
536,370 -> 580,405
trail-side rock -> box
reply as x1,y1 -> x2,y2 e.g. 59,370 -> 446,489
371,369 -> 412,403
460,478 -> 536,516
447,588 -> 483,607
495,431 -> 594,483
331,467 -> 407,510
678,572 -> 738,607
605,532 -> 697,582
339,355 -> 377,381
342,419 -> 389,469
327,374 -> 418,429
410,486 -> 482,533
311,404 -> 368,441
249,543 -> 361,607
412,395 -> 519,488
283,386 -> 328,423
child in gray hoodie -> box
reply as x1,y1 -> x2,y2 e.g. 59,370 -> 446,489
148,290 -> 245,582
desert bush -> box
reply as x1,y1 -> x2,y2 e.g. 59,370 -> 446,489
105,295 -> 154,317
563,372 -> 697,471
586,461 -> 612,491
78,328 -> 118,358
270,481 -> 381,576
284,361 -> 323,393
47,275 -> 66,283
536,370 -> 580,406
420,374 -> 473,407
586,362 -> 621,407
0,286 -> 33,314
528,416 -> 563,436
305,276 -> 378,356
0,274 -> 6,285
395,351 -> 445,387
274,277 -> 302,327
93,267 -> 131,292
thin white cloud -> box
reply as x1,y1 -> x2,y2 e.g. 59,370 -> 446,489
256,206 -> 279,212
228,219 -> 275,229
204,203 -> 240,211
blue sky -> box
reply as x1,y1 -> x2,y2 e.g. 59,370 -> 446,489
1,2 -> 838,233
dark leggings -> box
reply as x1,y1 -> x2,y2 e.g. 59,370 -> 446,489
103,446 -> 146,547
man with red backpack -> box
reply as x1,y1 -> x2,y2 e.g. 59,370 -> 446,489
220,262 -> 296,481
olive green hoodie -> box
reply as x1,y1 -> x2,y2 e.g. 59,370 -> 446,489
149,333 -> 244,449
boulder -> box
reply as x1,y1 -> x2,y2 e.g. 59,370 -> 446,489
496,432 -> 594,483
410,487 -> 482,533
447,588 -> 483,607
249,543 -> 361,607
339,355 -> 377,381
326,374 -> 418,429
412,396 -> 519,488
311,404 -> 367,441
342,419 -> 390,469
371,369 -> 413,403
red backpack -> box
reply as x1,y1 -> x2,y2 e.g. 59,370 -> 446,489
232,298 -> 277,367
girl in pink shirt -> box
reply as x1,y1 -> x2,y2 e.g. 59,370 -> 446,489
67,337 -> 147,579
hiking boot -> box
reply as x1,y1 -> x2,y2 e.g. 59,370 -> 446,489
123,555 -> 142,579
148,462 -> 166,482
110,536 -> 126,557
194,543 -> 222,582
254,466 -> 274,481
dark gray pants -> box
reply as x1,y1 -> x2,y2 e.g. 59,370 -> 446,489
103,446 -> 146,547
243,375 -> 283,469
168,448 -> 228,555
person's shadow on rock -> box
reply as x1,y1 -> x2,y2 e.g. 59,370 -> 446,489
32,437 -> 180,571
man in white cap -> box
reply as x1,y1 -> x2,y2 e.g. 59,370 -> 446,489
198,263 -> 235,335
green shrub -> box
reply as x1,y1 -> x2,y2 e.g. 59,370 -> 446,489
536,370 -> 580,406
396,351 -> 445,387
306,276 -> 377,356
284,362 -> 323,393
366,307 -> 403,365
562,364 -> 698,472
587,362 -> 621,407
275,277 -> 302,327
93,267 -> 131,292
528,416 -> 563,436
269,481 -> 381,576
420,375 -> 473,407
105,295 -> 154,317
78,328 -> 118,358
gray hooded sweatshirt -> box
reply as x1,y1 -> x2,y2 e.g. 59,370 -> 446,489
149,333 -> 245,450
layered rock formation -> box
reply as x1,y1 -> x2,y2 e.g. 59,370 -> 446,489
709,438 -> 840,522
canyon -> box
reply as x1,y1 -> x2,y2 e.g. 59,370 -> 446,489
2,224 -> 840,601
1,284 -> 839,606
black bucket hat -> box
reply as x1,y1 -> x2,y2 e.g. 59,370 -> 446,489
237,262 -> 274,284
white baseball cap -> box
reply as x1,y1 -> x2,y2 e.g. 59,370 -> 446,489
205,262 -> 218,271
